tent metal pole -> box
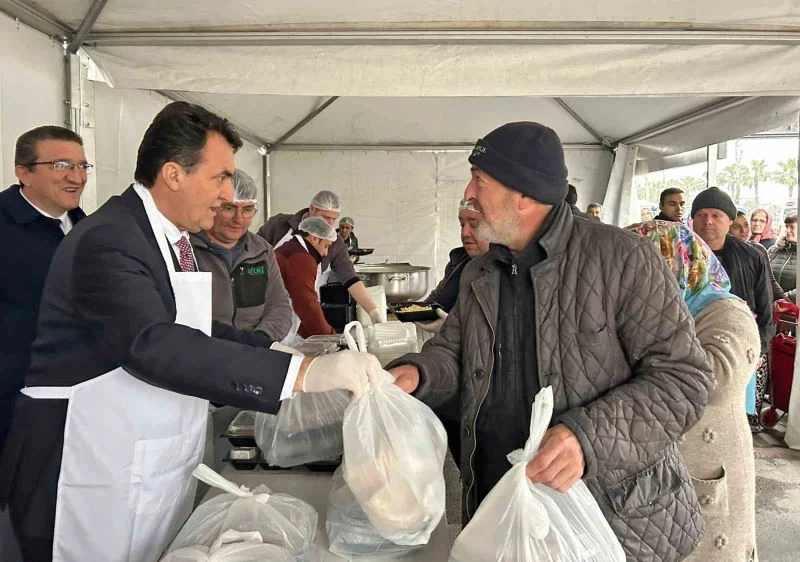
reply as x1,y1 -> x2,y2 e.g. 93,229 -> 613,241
0,0 -> 70,39
554,98 -> 604,143
276,142 -> 606,151
155,90 -> 271,150
82,29 -> 800,48
67,0 -> 108,53
269,97 -> 339,153
617,97 -> 758,145
264,151 -> 271,221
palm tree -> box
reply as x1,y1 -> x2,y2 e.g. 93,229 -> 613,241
673,176 -> 706,202
718,162 -> 752,204
774,157 -> 799,200
749,159 -> 770,207
637,178 -> 679,206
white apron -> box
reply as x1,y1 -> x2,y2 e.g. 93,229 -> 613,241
21,190 -> 212,562
280,234 -> 323,346
275,228 -> 330,295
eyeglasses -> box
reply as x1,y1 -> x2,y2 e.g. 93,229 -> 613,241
217,204 -> 258,218
28,160 -> 94,172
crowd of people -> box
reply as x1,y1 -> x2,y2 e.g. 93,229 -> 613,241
0,104 -> 791,561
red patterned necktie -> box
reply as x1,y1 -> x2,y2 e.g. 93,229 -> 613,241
177,235 -> 196,272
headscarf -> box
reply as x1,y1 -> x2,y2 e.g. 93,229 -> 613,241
628,220 -> 734,316
749,208 -> 777,244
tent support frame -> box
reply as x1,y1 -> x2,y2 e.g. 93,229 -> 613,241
156,90 -> 272,150
80,29 -> 800,48
554,98 -> 605,144
268,97 -> 339,153
67,0 -> 108,53
0,0 -> 70,39
275,142 -> 607,151
617,97 -> 757,145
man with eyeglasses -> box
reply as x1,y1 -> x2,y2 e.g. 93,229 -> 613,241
192,169 -> 293,344
0,103 -> 383,560
0,125 -> 88,449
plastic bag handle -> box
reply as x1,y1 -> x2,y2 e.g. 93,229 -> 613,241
209,530 -> 264,554
192,464 -> 270,502
507,386 -> 554,464
343,321 -> 367,352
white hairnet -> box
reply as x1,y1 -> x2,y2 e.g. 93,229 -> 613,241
309,190 -> 341,212
232,169 -> 258,203
458,198 -> 481,213
339,216 -> 355,227
299,217 -> 337,242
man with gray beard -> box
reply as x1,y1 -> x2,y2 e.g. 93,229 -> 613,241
387,122 -> 713,560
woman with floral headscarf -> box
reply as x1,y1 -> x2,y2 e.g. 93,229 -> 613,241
629,220 -> 759,562
750,208 -> 777,249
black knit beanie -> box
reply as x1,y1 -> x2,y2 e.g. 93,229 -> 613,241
468,122 -> 569,205
690,187 -> 737,220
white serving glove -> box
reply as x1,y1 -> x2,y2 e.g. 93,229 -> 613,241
415,308 -> 449,334
302,350 -> 384,399
269,341 -> 304,356
368,307 -> 384,325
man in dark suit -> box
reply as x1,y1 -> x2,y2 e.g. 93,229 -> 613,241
0,126 -> 88,450
0,102 -> 382,560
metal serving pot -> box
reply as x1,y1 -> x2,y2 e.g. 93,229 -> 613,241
355,264 -> 430,302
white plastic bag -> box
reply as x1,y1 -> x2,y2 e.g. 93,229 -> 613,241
167,465 -> 317,561
449,387 -> 625,562
254,390 -> 349,467
255,337 -> 352,468
341,370 -> 447,545
161,530 -> 295,562
326,466 -> 422,558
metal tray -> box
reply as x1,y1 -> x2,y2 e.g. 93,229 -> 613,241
389,301 -> 442,322
348,248 -> 374,256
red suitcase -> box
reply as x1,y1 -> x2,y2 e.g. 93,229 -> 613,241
763,300 -> 798,428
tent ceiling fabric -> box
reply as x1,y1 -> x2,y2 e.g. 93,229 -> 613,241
25,0 -> 800,31
168,93 -> 747,148
85,43 -> 800,97
178,94 -> 617,145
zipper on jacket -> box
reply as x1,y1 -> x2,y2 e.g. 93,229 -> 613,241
511,263 -> 518,276
230,265 -> 245,325
465,287 -> 497,519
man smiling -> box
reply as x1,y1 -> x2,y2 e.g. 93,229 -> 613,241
0,126 -> 88,449
0,102 -> 382,560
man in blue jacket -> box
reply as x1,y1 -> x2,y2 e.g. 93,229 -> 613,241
0,126 -> 88,449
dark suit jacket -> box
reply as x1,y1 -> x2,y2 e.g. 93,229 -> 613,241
0,185 -> 85,445
26,185 -> 291,407
0,186 -> 294,547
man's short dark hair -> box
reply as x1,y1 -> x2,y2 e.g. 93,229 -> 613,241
786,215 -> 797,226
587,203 -> 601,210
15,126 -> 83,170
135,101 -> 243,188
659,187 -> 684,206
565,184 -> 578,205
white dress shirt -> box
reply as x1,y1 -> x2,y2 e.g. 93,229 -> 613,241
19,188 -> 73,235
133,183 -> 299,399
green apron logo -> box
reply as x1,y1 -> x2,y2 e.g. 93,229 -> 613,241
247,265 -> 266,276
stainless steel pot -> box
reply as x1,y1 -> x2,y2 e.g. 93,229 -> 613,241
355,264 -> 430,302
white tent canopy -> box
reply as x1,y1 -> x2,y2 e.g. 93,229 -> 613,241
1,0 -> 799,274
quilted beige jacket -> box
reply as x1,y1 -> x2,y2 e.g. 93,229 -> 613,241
681,297 -> 759,562
390,202 -> 714,561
